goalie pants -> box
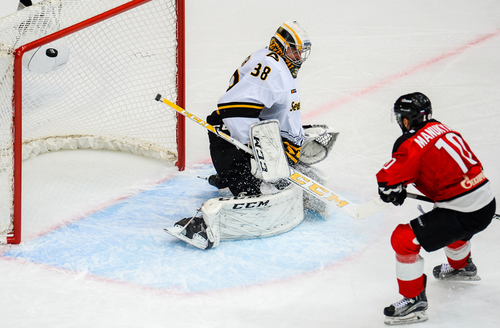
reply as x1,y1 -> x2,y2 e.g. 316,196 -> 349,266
207,111 -> 261,196
391,198 -> 495,298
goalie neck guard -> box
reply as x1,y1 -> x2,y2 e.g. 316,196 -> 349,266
269,20 -> 312,78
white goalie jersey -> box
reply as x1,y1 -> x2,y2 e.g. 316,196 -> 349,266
217,47 -> 305,146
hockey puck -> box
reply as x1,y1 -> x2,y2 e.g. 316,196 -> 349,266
46,48 -> 58,58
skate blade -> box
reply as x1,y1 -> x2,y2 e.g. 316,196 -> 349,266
164,226 -> 209,250
436,274 -> 481,281
384,311 -> 428,325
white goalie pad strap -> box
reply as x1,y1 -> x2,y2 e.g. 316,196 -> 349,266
201,185 -> 303,247
396,255 -> 424,281
444,240 -> 471,261
249,120 -> 290,182
299,125 -> 339,165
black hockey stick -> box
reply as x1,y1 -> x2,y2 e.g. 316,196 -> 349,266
407,192 -> 433,203
407,192 -> 500,220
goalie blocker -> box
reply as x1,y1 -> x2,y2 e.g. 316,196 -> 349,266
249,120 -> 291,182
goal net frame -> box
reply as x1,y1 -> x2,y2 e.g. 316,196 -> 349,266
1,0 -> 185,244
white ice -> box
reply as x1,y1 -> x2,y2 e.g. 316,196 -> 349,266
1,0 -> 500,327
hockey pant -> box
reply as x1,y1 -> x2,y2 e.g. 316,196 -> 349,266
207,112 -> 261,196
391,224 -> 472,298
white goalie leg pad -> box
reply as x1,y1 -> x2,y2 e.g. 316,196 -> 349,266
299,125 -> 339,165
249,119 -> 290,182
201,185 -> 304,247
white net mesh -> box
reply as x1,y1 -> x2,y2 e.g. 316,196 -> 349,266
0,0 -> 181,238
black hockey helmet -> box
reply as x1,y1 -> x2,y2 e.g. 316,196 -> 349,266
393,92 -> 432,130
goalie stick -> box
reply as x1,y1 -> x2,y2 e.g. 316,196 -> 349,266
155,94 -> 374,219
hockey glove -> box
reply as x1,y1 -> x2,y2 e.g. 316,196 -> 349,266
300,125 -> 339,165
207,174 -> 228,189
283,140 -> 301,165
378,183 -> 407,206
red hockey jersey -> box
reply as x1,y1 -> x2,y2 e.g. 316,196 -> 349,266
377,120 -> 488,203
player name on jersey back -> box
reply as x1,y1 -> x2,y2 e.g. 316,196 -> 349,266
413,123 -> 451,148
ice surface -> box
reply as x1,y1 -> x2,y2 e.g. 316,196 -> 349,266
1,1 -> 500,327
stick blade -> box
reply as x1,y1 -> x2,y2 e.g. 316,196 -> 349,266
354,197 -> 387,219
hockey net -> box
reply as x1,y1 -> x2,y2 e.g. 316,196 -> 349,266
0,0 -> 185,243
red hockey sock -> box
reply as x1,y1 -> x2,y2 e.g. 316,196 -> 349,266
391,224 -> 425,298
397,274 -> 427,299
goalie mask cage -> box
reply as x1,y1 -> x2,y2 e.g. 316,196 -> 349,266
0,0 -> 185,244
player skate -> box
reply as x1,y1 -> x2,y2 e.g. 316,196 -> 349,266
383,288 -> 428,325
433,257 -> 481,281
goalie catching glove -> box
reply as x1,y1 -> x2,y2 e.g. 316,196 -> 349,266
378,183 -> 407,206
299,125 -> 339,165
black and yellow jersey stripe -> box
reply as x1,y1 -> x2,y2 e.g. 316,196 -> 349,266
216,102 -> 265,119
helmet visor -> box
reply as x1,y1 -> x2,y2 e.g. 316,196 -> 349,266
391,109 -> 403,125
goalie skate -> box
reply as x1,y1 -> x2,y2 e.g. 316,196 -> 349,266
164,216 -> 213,250
164,226 -> 212,250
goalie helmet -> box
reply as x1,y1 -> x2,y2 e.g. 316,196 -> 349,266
269,20 -> 312,78
22,38 -> 70,74
393,92 -> 432,132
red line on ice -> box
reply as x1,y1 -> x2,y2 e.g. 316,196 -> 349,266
303,28 -> 500,120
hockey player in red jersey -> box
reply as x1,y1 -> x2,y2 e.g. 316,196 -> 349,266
376,92 -> 496,325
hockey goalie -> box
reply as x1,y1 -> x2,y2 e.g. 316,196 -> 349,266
165,121 -> 337,250
164,20 -> 338,249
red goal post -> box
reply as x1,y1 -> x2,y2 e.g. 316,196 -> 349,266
0,0 -> 185,244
